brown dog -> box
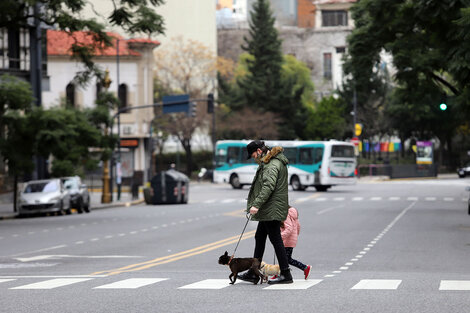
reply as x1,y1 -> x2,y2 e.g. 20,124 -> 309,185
218,251 -> 264,285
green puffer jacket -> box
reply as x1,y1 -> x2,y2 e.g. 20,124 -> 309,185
246,146 -> 289,221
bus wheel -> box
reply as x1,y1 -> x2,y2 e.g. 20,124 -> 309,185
291,176 -> 305,191
230,174 -> 243,189
315,185 -> 329,192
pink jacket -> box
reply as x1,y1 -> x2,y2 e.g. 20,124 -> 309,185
281,207 -> 300,248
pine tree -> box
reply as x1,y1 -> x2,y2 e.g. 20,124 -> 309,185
239,0 -> 283,112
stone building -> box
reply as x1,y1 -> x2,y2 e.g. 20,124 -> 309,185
217,0 -> 357,98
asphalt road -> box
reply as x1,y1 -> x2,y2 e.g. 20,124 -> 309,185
1,178 -> 470,313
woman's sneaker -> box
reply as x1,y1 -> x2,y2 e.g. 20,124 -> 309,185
304,265 -> 311,280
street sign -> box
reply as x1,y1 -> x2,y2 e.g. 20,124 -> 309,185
351,137 -> 359,146
162,94 -> 190,114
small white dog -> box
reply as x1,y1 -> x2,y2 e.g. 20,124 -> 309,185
260,261 -> 280,282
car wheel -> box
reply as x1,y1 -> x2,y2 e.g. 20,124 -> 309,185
459,173 -> 466,178
230,174 -> 242,189
83,197 -> 90,213
77,198 -> 84,214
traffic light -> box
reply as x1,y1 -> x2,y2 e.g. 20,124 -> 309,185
189,102 -> 197,117
207,93 -> 214,114
439,95 -> 447,111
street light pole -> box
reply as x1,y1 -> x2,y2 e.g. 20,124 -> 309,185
101,69 -> 112,204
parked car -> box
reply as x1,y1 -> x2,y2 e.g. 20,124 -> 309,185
18,179 -> 71,216
62,176 -> 90,213
458,162 -> 470,178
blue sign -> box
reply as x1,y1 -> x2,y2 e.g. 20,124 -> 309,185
162,94 -> 190,114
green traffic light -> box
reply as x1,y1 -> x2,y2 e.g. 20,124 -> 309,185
440,103 -> 447,111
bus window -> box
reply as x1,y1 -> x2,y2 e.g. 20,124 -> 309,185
299,148 -> 314,164
314,148 -> 323,163
216,148 -> 227,167
331,145 -> 354,157
283,147 -> 297,164
227,147 -> 241,164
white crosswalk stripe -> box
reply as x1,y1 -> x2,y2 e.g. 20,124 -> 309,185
351,279 -> 402,290
263,279 -> 323,290
439,280 -> 470,291
2,277 -> 470,291
179,279 -> 236,289
352,197 -> 363,201
11,278 -> 93,289
94,278 -> 168,289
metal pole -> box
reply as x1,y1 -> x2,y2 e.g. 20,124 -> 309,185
212,101 -> 216,183
353,88 -> 357,134
116,39 -> 121,200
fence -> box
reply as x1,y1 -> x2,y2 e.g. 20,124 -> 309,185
358,164 -> 438,179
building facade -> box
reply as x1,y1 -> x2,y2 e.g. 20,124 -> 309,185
43,30 -> 159,184
217,0 -> 357,98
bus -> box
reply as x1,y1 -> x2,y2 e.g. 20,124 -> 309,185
213,140 -> 357,191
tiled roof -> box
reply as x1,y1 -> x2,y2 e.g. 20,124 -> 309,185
47,30 -> 160,57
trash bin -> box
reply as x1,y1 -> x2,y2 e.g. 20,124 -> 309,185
149,169 -> 189,204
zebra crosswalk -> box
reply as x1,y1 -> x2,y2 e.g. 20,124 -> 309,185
1,277 -> 469,291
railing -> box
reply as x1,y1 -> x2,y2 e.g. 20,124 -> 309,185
357,164 -> 438,179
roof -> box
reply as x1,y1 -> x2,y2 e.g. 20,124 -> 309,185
47,30 -> 160,57
314,0 -> 356,4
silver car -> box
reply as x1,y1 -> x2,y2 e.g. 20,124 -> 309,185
18,179 -> 71,216
62,176 -> 90,213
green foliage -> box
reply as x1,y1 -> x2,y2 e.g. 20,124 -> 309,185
219,52 -> 315,139
0,0 -> 165,85
0,74 -> 34,111
304,97 -> 347,141
238,0 -> 283,112
344,0 -> 470,139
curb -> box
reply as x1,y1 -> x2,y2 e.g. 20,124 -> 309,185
0,199 -> 145,220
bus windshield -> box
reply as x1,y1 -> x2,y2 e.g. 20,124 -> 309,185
331,145 -> 355,158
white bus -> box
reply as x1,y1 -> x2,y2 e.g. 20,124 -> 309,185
213,140 -> 357,191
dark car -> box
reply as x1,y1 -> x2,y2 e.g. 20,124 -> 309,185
458,162 -> 470,178
62,176 -> 90,213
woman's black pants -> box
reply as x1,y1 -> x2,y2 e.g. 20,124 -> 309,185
253,220 -> 289,271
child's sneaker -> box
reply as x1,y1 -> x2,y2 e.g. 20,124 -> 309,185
304,265 -> 311,280
269,275 -> 278,281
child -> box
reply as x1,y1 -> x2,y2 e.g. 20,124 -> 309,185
280,206 -> 311,280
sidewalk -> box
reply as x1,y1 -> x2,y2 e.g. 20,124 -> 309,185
0,191 -> 144,220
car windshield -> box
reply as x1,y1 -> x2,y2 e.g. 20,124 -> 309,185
24,181 -> 59,193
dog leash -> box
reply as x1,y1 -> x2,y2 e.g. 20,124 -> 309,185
229,213 -> 252,264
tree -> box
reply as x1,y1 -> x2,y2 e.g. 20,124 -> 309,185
344,0 -> 470,165
153,37 -> 216,176
238,0 -> 283,112
304,96 -> 347,141
1,0 -> 165,83
0,74 -> 35,211
218,53 -> 315,139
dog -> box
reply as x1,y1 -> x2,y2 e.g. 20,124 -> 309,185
218,251 -> 264,285
260,261 -> 280,282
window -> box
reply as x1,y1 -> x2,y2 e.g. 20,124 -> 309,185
299,148 -> 314,164
323,53 -> 332,80
66,83 -> 75,107
242,148 -> 255,164
227,147 -> 240,164
331,145 -> 354,157
336,46 -> 346,53
314,148 -> 324,163
118,83 -> 128,108
322,10 -> 348,27
283,147 -> 297,165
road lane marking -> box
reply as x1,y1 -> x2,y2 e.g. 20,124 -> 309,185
224,209 -> 247,218
352,197 -> 363,201
425,197 -> 436,201
370,197 -> 382,201
0,279 -> 16,284
11,278 -> 93,289
221,199 -> 236,203
439,280 -> 470,291
263,279 -> 323,290
9,245 -> 67,258
317,205 -> 344,215
407,197 -> 418,201
94,278 -> 168,289
15,255 -> 142,262
294,194 -> 320,204
443,197 -> 454,201
92,230 -> 257,276
389,197 -> 400,201
351,279 -> 402,290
